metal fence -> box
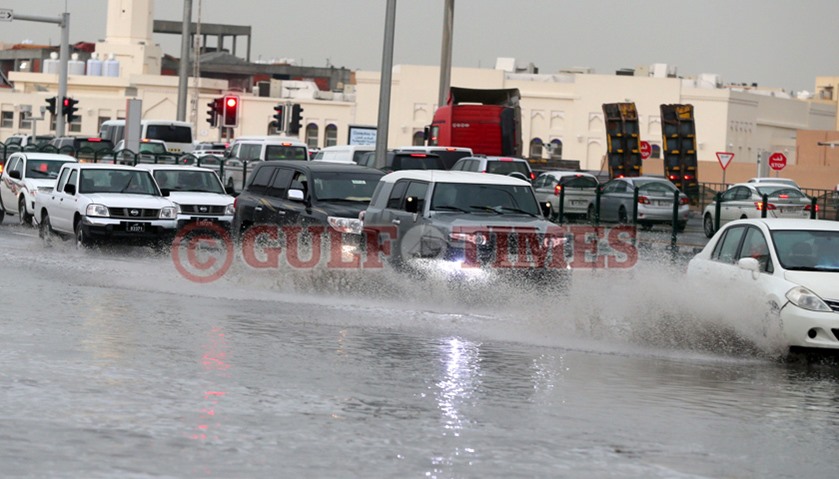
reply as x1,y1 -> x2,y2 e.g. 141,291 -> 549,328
696,182 -> 838,221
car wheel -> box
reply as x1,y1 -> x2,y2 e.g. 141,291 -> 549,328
40,212 -> 54,246
703,214 -> 715,238
618,206 -> 628,224
75,219 -> 91,249
0,205 -> 5,224
18,196 -> 32,226
676,221 -> 687,232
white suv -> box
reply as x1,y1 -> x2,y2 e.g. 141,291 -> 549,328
223,135 -> 309,192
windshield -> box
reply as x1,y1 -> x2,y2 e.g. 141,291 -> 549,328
79,169 -> 160,195
27,160 -> 72,179
772,230 -> 839,271
265,145 -> 308,161
312,172 -> 382,202
431,182 -> 540,216
139,143 -> 167,155
145,125 -> 192,144
153,169 -> 224,194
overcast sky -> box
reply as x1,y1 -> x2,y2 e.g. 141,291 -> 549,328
2,0 -> 837,93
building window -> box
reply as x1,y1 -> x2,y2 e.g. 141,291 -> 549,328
549,138 -> 562,158
97,116 -> 111,132
651,144 -> 661,159
412,130 -> 425,146
18,107 -> 33,130
529,138 -> 543,159
1,110 -> 13,129
68,116 -> 82,133
305,123 -> 318,149
325,124 -> 338,147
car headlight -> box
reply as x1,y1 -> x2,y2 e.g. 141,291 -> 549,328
327,216 -> 362,235
786,286 -> 832,312
86,203 -> 110,217
225,203 -> 235,216
159,206 -> 178,219
449,232 -> 488,245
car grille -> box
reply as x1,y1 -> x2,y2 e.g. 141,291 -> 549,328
180,204 -> 227,215
109,208 -> 160,219
825,299 -> 839,313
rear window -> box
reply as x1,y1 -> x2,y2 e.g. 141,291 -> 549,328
265,145 -> 308,161
431,150 -> 471,169
560,175 -> 598,188
76,139 -> 114,152
390,154 -> 445,171
486,160 -> 530,176
637,180 -> 677,195
146,125 -> 193,144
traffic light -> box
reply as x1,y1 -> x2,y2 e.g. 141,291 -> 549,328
289,103 -> 303,135
46,96 -> 57,116
206,99 -> 219,127
64,97 -> 79,123
271,103 -> 284,130
222,95 -> 239,128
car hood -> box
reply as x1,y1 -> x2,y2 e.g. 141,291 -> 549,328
314,201 -> 370,218
167,191 -> 234,206
784,271 -> 839,300
83,193 -> 174,209
26,178 -> 59,189
429,212 -> 555,232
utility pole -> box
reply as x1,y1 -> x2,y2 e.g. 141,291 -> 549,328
437,0 -> 454,108
177,0 -> 193,122
375,0 -> 397,165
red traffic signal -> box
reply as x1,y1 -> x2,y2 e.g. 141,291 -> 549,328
222,95 -> 239,128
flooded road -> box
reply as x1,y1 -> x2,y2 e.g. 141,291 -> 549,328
1,218 -> 838,478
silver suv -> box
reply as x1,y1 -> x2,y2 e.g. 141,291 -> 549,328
362,170 -> 569,284
451,155 -> 535,182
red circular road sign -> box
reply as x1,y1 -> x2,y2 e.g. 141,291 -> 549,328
768,152 -> 787,171
640,141 -> 651,160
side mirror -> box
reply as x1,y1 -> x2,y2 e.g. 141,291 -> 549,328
225,186 -> 236,195
288,189 -> 305,202
738,257 -> 761,275
64,183 -> 76,195
405,195 -> 419,214
160,188 -> 171,197
8,169 -> 22,180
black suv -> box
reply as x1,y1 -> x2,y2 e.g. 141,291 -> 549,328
356,150 -> 445,173
49,136 -> 115,161
232,161 -> 384,237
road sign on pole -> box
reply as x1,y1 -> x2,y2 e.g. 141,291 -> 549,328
768,152 -> 787,171
640,141 -> 651,160
716,152 -> 734,170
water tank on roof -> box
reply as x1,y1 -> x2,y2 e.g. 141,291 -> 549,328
68,53 -> 85,75
86,52 -> 102,76
42,51 -> 59,74
104,54 -> 119,77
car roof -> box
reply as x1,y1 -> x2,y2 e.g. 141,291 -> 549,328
318,145 -> 375,151
11,152 -> 78,162
258,161 -> 383,174
134,164 -> 214,173
539,170 -> 597,178
396,146 -> 472,152
71,163 -> 146,170
463,156 -> 529,162
381,170 -> 531,186
231,135 -> 306,145
728,218 -> 839,232
731,182 -> 798,189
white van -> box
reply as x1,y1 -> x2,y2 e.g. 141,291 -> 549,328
99,119 -> 195,154
312,145 -> 374,164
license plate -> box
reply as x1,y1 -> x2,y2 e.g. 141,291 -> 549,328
126,222 -> 146,233
571,200 -> 586,206
191,217 -> 217,223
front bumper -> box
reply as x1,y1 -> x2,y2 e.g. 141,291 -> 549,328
781,303 -> 839,350
176,214 -> 234,230
82,215 -> 178,243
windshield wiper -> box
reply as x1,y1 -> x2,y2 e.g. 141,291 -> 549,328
469,205 -> 502,214
498,206 -> 538,217
317,197 -> 365,202
433,205 -> 470,213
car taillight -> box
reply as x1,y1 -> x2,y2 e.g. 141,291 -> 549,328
679,197 -> 689,205
755,201 -> 777,211
669,174 -> 678,181
530,172 -> 536,181
233,197 -> 238,209
804,204 -> 820,212
684,175 -> 694,180
638,196 -> 651,205
554,185 -> 563,196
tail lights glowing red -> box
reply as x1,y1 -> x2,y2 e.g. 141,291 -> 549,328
679,197 -> 690,205
804,204 -> 820,212
755,201 -> 777,211
638,196 -> 651,205
529,172 -> 536,181
554,185 -> 563,196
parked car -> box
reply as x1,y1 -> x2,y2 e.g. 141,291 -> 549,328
702,182 -> 816,238
393,146 -> 473,169
49,137 -> 115,161
532,171 -> 599,222
362,170 -> 568,283
232,161 -> 384,244
451,155 -> 536,182
356,150 -> 445,173
111,139 -> 176,164
34,163 -> 178,247
3,134 -> 55,149
687,218 -> 839,354
747,177 -> 800,189
135,164 -> 235,230
590,176 -> 690,231
222,136 -> 309,193
0,152 -> 78,225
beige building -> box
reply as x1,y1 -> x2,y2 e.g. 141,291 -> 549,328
1,0 -> 838,189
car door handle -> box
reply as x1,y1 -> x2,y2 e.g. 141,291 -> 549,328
391,219 -> 401,225
254,206 -> 262,212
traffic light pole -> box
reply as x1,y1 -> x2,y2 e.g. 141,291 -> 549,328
11,11 -> 70,136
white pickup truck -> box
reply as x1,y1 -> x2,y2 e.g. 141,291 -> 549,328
0,152 -> 77,225
34,163 -> 179,248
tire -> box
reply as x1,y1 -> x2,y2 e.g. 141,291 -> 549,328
40,212 -> 54,246
703,214 -> 715,238
75,219 -> 91,249
676,221 -> 687,233
618,206 -> 628,224
19,196 -> 32,226
0,205 -> 5,224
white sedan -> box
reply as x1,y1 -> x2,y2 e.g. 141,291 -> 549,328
702,182 -> 816,238
687,218 -> 839,353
